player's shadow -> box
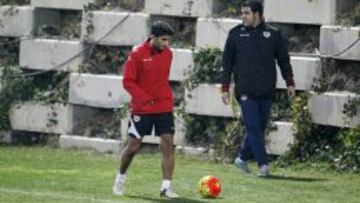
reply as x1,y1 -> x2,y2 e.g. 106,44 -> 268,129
127,195 -> 209,203
259,174 -> 327,182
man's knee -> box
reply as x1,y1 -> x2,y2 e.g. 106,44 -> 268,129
126,138 -> 142,154
161,134 -> 174,145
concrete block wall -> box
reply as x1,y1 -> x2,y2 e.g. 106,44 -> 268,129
277,56 -> 321,90
1,1 -> 359,155
320,26 -> 360,61
196,18 -> 242,49
59,135 -> 123,154
9,102 -> 99,135
309,92 -> 360,128
0,6 -> 34,37
185,84 -> 237,118
170,48 -> 193,81
31,0 -> 95,10
9,102 -> 75,134
82,12 -> 149,46
264,0 -> 358,25
20,39 -> 84,72
266,122 -> 295,155
145,0 -> 223,17
69,73 -> 130,108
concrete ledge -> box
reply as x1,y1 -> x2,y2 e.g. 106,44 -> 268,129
20,39 -> 84,72
196,18 -> 241,49
320,26 -> 360,61
31,0 -> 95,10
170,48 -> 193,81
309,92 -> 360,128
69,73 -> 130,108
266,122 -> 295,155
82,11 -> 149,46
264,0 -> 358,25
175,146 -> 213,160
0,131 -> 11,144
185,84 -> 237,117
10,102 -> 74,134
277,56 -> 321,90
145,0 -> 223,17
59,135 -> 123,154
0,6 -> 34,37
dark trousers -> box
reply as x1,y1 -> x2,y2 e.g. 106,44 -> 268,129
238,95 -> 271,166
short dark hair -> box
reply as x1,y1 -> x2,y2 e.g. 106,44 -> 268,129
151,21 -> 174,37
242,1 -> 264,17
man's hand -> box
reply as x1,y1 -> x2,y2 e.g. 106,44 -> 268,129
287,86 -> 296,100
221,92 -> 230,105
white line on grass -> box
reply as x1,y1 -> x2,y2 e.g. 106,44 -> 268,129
0,188 -> 123,203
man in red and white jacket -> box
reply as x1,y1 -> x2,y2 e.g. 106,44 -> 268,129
113,21 -> 179,198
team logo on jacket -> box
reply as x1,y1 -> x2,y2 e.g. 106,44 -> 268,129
241,95 -> 248,101
133,115 -> 141,122
263,31 -> 271,38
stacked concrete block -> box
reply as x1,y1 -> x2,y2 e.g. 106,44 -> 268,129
0,6 -> 34,37
121,115 -> 186,146
31,0 -> 95,10
10,102 -> 73,134
196,18 -> 242,49
276,56 -> 321,90
20,39 -> 84,72
170,48 -> 193,81
266,122 -> 295,155
69,73 -> 130,108
10,102 -> 99,135
309,92 -> 360,128
145,0 -> 223,17
185,84 -> 237,117
264,0 -> 358,25
82,11 -> 149,46
320,26 -> 360,61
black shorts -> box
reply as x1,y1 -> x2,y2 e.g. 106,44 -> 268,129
128,112 -> 175,139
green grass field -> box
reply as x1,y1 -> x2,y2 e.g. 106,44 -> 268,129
0,146 -> 359,203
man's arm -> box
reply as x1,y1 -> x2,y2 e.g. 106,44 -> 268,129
221,32 -> 235,104
275,31 -> 296,99
122,52 -> 154,104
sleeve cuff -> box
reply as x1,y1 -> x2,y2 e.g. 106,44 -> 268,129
221,84 -> 230,92
286,76 -> 295,87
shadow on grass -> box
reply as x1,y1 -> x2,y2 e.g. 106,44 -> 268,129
126,195 -> 220,203
260,175 -> 327,182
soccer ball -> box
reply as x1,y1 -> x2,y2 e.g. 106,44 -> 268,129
197,175 -> 221,198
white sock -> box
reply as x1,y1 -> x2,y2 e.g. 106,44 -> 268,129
116,173 -> 127,183
161,180 -> 171,190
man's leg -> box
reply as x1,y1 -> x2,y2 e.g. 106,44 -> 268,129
113,136 -> 142,195
160,134 -> 175,181
239,97 -> 268,167
119,137 -> 142,174
257,98 -> 272,176
113,114 -> 152,195
155,113 -> 178,198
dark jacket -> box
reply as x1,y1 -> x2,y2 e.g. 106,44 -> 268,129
221,22 -> 295,98
123,40 -> 173,114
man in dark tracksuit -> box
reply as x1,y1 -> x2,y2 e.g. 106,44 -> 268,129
221,1 -> 295,176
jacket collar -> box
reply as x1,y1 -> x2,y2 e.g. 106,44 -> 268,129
144,38 -> 162,55
244,21 -> 266,31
